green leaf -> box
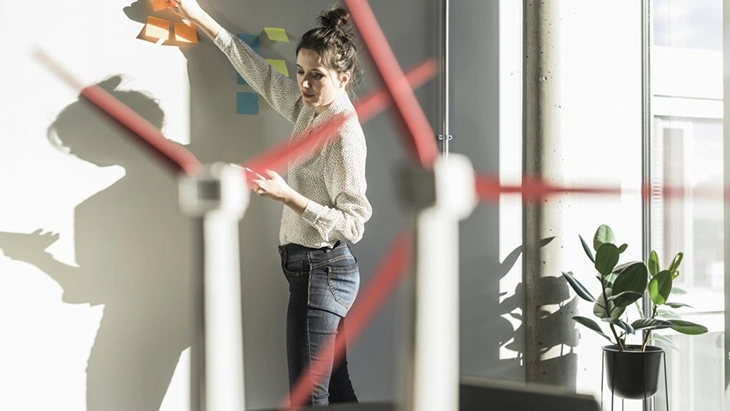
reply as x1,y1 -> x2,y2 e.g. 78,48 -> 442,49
594,290 -> 625,320
607,290 -> 643,304
618,243 -> 628,253
612,261 -> 638,274
595,243 -> 620,277
664,302 -> 693,309
593,224 -> 615,251
611,262 -> 648,307
573,316 -> 612,342
648,270 -> 673,305
648,250 -> 660,276
656,308 -> 680,320
668,320 -> 708,335
561,271 -> 596,302
668,252 -> 684,273
632,318 -> 672,331
579,234 -> 595,264
604,318 -> 634,335
650,333 -> 679,351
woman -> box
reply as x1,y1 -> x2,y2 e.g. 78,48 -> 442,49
172,0 -> 371,405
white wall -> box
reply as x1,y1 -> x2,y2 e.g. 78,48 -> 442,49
1,1 -> 191,410
1,0 -> 647,409
0,0 -> 441,410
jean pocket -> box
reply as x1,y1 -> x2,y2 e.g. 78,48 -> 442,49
314,251 -> 356,269
327,266 -> 359,311
282,257 -> 309,278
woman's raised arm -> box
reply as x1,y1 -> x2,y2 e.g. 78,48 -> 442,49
170,0 -> 222,39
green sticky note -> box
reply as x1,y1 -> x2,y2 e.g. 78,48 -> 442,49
265,59 -> 289,77
264,27 -> 289,42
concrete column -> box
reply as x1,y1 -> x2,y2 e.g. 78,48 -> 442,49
522,0 -> 577,387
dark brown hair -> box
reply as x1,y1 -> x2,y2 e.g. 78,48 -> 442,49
296,7 -> 362,94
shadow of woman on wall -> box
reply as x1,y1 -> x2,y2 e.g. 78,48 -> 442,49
0,76 -> 194,410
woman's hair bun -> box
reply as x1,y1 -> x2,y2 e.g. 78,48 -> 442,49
297,5 -> 361,93
318,7 -> 351,32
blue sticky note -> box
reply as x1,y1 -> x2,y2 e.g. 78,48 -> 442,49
236,34 -> 260,85
237,33 -> 260,53
236,92 -> 259,115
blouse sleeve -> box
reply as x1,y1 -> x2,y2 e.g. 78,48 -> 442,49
299,122 -> 372,244
214,29 -> 303,124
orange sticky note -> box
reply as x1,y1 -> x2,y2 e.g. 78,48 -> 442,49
174,21 -> 198,43
144,16 -> 170,41
151,0 -> 172,12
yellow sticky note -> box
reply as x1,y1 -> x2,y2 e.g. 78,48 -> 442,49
174,21 -> 198,43
151,0 -> 172,12
265,59 -> 289,76
264,27 -> 289,43
144,16 -> 170,41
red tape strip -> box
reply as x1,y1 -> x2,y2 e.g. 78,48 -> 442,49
241,60 -> 438,185
345,0 -> 440,169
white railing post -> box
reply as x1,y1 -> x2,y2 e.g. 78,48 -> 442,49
179,163 -> 248,411
399,153 -> 477,411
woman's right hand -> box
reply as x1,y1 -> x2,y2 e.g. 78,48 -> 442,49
169,0 -> 206,23
169,0 -> 222,39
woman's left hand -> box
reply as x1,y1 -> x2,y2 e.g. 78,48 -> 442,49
252,170 -> 309,215
252,170 -> 292,202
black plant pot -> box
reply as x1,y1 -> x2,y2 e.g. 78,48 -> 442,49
603,344 -> 664,400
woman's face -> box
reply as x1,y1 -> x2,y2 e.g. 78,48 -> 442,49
296,48 -> 349,114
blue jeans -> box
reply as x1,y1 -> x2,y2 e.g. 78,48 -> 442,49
278,241 -> 360,406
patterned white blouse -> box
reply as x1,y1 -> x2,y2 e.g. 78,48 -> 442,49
214,29 -> 372,248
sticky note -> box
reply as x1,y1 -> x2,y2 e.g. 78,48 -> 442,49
265,59 -> 289,77
136,26 -> 159,44
174,21 -> 198,43
264,27 -> 289,43
151,0 -> 172,11
237,92 -> 259,115
236,34 -> 260,85
237,33 -> 261,53
144,16 -> 170,41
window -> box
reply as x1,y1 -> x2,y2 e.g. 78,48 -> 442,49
650,1 -> 725,409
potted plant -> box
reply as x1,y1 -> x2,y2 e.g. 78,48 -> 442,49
561,224 -> 707,400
